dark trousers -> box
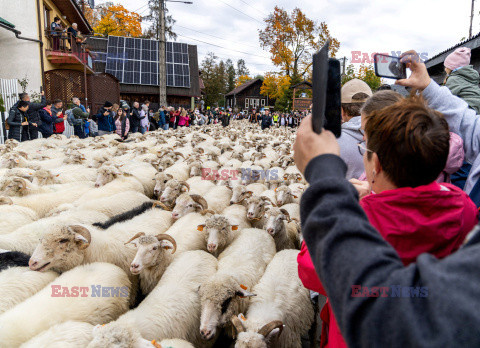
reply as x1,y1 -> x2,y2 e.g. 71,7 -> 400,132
73,124 -> 86,139
28,124 -> 39,140
131,125 -> 139,133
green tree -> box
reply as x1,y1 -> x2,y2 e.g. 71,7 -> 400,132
225,59 -> 236,93
236,59 -> 250,77
342,64 -> 382,91
142,0 -> 177,40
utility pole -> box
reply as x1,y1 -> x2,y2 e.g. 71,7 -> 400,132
470,0 -> 475,40
159,0 -> 167,107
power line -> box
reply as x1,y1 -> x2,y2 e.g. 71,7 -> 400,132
237,0 -> 269,17
216,0 -> 264,24
175,24 -> 261,50
197,50 -> 275,68
176,34 -> 270,59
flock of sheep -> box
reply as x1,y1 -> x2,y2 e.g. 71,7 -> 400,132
0,120 -> 316,348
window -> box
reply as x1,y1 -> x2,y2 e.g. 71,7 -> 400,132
44,6 -> 50,29
261,99 -> 266,106
245,98 -> 249,108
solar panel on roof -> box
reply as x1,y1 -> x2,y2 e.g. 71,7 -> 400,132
105,36 -> 190,88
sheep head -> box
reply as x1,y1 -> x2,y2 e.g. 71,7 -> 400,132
153,172 -> 174,198
199,275 -> 256,341
29,225 -> 91,273
0,153 -> 24,169
232,316 -> 284,348
156,157 -> 175,172
197,215 -> 239,255
263,207 -> 291,237
246,196 -> 274,221
33,169 -> 57,186
88,322 -> 160,348
159,179 -> 190,206
1,177 -> 31,196
95,165 -> 125,187
230,186 -> 253,205
189,161 -> 204,177
171,193 -> 208,220
274,186 -> 298,206
125,232 -> 177,275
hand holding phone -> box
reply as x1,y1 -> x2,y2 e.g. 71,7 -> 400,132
374,54 -> 407,80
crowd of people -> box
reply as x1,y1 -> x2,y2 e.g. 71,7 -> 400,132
294,48 -> 480,347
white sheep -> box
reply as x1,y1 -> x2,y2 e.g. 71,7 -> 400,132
0,204 -> 38,235
263,207 -> 301,251
0,266 -> 58,314
199,228 -> 276,341
0,262 -> 131,347
21,321 -> 95,348
232,250 -> 314,348
87,251 -> 218,348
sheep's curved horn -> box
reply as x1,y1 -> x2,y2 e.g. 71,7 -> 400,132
13,178 -> 27,190
231,316 -> 246,335
0,196 -> 13,205
258,321 -> 284,338
190,194 -> 208,211
69,225 -> 91,249
174,152 -> 185,159
200,209 -> 216,216
179,181 -> 190,192
261,196 -> 276,207
152,201 -> 172,211
155,234 -> 177,254
124,232 -> 146,245
280,209 -> 291,222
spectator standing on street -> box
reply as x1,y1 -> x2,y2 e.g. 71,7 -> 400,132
96,101 -> 115,136
130,102 -> 144,134
70,104 -> 90,139
14,91 -> 46,140
51,99 -> 66,135
7,100 -> 30,142
39,100 -> 65,138
114,108 -> 130,140
140,104 -> 150,134
261,109 -> 273,130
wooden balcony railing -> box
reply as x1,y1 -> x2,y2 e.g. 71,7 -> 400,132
44,30 -> 92,69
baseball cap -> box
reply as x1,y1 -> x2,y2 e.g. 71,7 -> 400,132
341,79 -> 372,104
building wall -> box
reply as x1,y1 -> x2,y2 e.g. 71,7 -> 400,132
0,0 -> 42,94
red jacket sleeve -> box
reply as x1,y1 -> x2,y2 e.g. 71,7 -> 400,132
297,241 -> 327,295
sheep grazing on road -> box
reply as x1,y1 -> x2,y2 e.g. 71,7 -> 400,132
231,250 -> 314,348
199,228 -> 276,341
263,207 -> 301,251
0,262 -> 131,347
88,251 -> 217,348
125,232 -> 177,295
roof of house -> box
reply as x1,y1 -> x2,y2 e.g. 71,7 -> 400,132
290,81 -> 312,89
0,16 -> 15,29
426,31 -> 480,68
226,78 -> 263,96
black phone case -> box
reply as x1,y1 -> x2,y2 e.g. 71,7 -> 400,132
373,54 -> 407,80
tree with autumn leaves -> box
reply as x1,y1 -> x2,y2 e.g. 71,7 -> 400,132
85,2 -> 142,37
342,64 -> 383,91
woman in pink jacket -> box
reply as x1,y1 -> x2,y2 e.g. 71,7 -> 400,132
178,108 -> 189,127
114,108 -> 130,140
298,92 -> 477,348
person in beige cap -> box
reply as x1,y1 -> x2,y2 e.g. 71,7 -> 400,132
337,78 -> 373,179
444,47 -> 480,113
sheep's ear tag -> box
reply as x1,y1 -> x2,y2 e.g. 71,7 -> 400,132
238,313 -> 247,322
274,188 -> 277,192
151,339 -> 163,348
231,225 -> 239,231
197,225 -> 204,232
56,174 -> 60,177
14,159 -> 19,163
292,195 -> 298,199
240,284 -> 247,290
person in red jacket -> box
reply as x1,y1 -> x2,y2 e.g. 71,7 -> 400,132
297,94 -> 478,348
51,99 -> 66,134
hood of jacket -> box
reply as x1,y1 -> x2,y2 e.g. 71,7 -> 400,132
341,116 -> 363,138
360,182 -> 478,265
450,65 -> 480,85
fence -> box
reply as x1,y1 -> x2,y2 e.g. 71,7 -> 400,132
0,78 -> 18,144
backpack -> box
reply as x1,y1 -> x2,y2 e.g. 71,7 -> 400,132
66,109 -> 82,126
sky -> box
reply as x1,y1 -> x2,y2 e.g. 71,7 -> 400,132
97,0 -> 479,76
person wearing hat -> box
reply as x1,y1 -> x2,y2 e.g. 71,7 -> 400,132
337,78 -> 373,179
96,101 -> 115,136
444,47 -> 480,114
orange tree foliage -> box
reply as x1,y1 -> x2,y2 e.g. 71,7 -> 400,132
342,64 -> 382,91
259,7 -> 340,82
93,4 -> 142,37
261,73 -> 291,100
235,75 -> 252,88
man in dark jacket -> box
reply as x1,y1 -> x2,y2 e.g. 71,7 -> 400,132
96,101 -> 115,136
130,102 -> 144,133
294,115 -> 480,347
39,100 -> 65,138
11,91 -> 46,140
7,100 -> 30,142
261,109 -> 272,130
71,106 -> 90,139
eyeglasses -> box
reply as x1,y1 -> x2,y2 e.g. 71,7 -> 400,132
357,142 -> 373,156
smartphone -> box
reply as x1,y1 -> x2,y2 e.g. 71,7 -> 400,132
312,41 -> 342,137
374,54 -> 407,80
